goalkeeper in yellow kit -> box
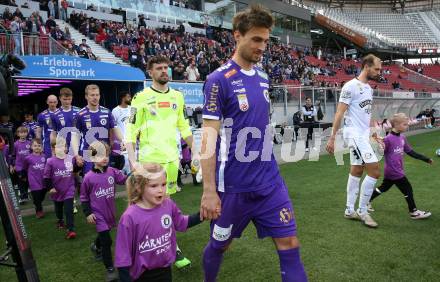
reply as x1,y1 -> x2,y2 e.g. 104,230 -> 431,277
125,55 -> 194,269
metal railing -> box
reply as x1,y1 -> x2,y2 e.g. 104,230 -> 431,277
271,85 -> 440,126
0,31 -> 67,56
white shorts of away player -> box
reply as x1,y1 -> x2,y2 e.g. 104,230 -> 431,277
345,136 -> 378,166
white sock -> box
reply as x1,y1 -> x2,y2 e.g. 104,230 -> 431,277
358,175 -> 377,214
346,174 -> 361,213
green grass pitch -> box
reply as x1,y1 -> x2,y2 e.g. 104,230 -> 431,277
0,131 -> 439,281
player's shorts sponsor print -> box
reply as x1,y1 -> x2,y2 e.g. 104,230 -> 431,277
346,137 -> 379,165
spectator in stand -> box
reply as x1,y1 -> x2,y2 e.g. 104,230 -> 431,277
80,38 -> 90,49
392,81 -> 400,90
65,42 -> 78,56
46,15 -> 56,31
48,0 -> 55,18
173,63 -> 185,80
186,60 -> 200,81
82,47 -> 97,60
2,7 -> 13,21
64,26 -> 71,41
10,16 -> 22,56
26,15 -> 40,55
60,0 -> 68,22
8,0 -> 17,7
198,58 -> 210,81
50,25 -> 65,41
13,7 -> 23,20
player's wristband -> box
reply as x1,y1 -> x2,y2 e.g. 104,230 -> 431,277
188,212 -> 202,228
81,202 -> 92,217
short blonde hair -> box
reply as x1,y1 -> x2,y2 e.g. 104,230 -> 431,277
126,163 -> 166,205
390,113 -> 408,127
85,84 -> 100,96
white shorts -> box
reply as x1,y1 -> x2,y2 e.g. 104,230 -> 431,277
345,137 -> 378,166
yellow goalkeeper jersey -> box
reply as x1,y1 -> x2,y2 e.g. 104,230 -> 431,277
125,86 -> 192,163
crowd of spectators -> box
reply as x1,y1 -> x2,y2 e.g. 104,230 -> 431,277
1,5 -> 98,59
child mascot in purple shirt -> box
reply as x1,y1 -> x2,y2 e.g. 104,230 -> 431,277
23,138 -> 47,218
115,163 -> 202,282
370,113 -> 433,220
80,141 -> 127,282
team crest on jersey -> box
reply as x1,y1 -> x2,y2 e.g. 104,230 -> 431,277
224,69 -> 237,78
26,144 -> 30,149
237,94 -> 249,112
108,176 -> 114,185
279,208 -> 294,224
60,117 -> 65,127
100,119 -> 107,126
41,157 -> 45,162
65,161 -> 73,169
172,103 -> 177,110
263,89 -> 270,103
161,214 -> 172,229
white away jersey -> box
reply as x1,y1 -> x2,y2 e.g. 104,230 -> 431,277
339,78 -> 373,138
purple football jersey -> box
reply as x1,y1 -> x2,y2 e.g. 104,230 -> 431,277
383,132 -> 412,180
115,199 -> 188,279
37,109 -> 58,158
43,156 -> 76,201
202,60 -> 281,193
13,140 -> 31,171
22,121 -> 38,140
80,167 -> 127,232
23,154 -> 46,191
74,106 -> 115,151
52,106 -> 80,149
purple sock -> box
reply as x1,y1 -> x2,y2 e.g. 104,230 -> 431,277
278,248 -> 308,282
203,242 -> 224,282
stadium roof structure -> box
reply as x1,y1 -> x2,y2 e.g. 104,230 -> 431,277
305,0 -> 440,11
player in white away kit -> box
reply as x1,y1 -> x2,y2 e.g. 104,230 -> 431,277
326,54 -> 382,228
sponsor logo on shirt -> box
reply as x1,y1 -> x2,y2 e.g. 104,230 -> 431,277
32,163 -> 45,170
279,208 -> 294,224
224,69 -> 237,78
231,79 -> 243,87
158,102 -> 170,108
53,168 -> 73,178
233,88 -> 246,94
359,99 -> 372,114
138,229 -> 172,255
18,149 -> 29,155
212,224 -> 233,241
95,186 -> 114,199
205,83 -> 219,112
161,214 -> 172,228
237,94 -> 249,112
393,146 -> 404,155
